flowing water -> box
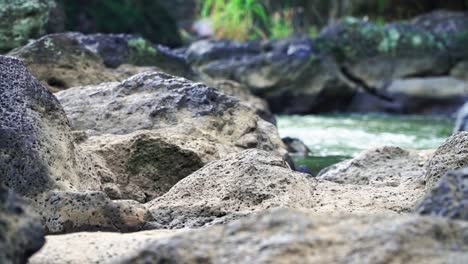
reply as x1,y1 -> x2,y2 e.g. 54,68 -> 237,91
277,114 -> 454,175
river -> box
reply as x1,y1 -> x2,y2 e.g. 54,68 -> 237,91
277,114 -> 454,175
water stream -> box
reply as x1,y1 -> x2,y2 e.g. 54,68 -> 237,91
277,114 -> 453,175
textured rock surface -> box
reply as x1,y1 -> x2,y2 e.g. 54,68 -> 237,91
425,132 -> 468,190
318,146 -> 429,187
29,230 -> 181,264
57,72 -> 287,156
0,55 -> 99,196
123,209 -> 468,264
0,0 -> 60,53
0,186 -> 45,264
417,168 -> 468,220
36,191 -> 150,234
80,131 -> 208,202
146,149 -> 314,229
0,55 -> 150,234
8,33 -> 160,92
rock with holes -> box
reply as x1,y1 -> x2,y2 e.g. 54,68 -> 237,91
36,191 -> 150,234
0,55 -> 99,196
146,149 -> 314,229
56,71 -> 287,156
0,55 -> 150,234
8,32 -> 161,92
0,185 -> 45,264
417,167 -> 468,221
318,146 -> 429,187
122,209 -> 468,263
425,132 -> 468,190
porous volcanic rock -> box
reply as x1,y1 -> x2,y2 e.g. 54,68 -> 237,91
0,186 -> 45,264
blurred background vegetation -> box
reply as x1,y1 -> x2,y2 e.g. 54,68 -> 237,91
55,0 -> 468,44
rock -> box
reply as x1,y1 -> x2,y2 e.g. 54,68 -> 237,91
8,33 -> 161,92
318,146 -> 429,187
282,137 -> 311,156
180,11 -> 468,115
122,209 -> 468,263
36,191 -> 150,234
29,230 -> 181,264
416,168 -> 468,221
425,132 -> 468,190
208,80 -> 275,124
146,149 -> 315,229
0,0 -> 61,53
0,55 -> 150,234
80,130 -> 210,202
0,186 -> 45,264
454,102 -> 468,132
56,71 -> 286,156
451,61 -> 468,81
0,55 -> 98,196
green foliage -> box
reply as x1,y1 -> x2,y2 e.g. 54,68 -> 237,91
200,0 -> 294,40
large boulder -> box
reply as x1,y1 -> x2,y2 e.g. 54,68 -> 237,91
0,55 -> 98,195
8,33 -> 167,92
124,209 -> 468,263
417,167 -> 468,221
0,186 -> 45,264
146,149 -> 314,229
56,71 -> 286,155
0,55 -> 149,234
425,132 -> 468,190
0,0 -> 62,53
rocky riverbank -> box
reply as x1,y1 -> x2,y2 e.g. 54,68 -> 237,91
1,2 -> 468,263
1,52 -> 468,263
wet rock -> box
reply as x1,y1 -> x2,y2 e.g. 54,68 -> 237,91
417,168 -> 468,220
146,149 -> 315,229
123,209 -> 468,264
425,132 -> 468,190
0,186 -> 45,264
8,33 -> 160,92
0,0 -> 61,53
282,137 -> 311,156
56,72 -> 287,157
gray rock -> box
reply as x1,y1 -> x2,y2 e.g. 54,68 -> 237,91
122,208 -> 468,264
8,33 -> 161,92
417,168 -> 468,220
0,55 -> 98,196
56,72 -> 287,157
0,185 -> 45,264
0,55 -> 149,234
318,146 -> 429,188
425,132 -> 468,190
146,149 -> 315,229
